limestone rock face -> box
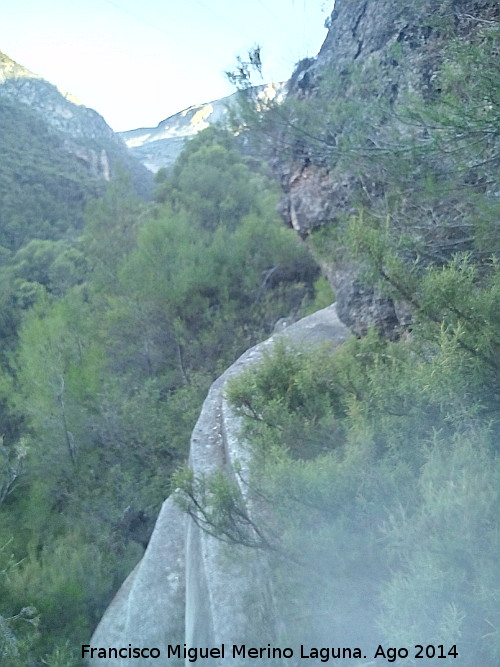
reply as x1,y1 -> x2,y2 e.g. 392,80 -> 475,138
278,0 -> 499,337
88,304 -> 349,665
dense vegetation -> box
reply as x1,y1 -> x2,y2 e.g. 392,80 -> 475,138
0,126 -> 318,665
1,4 -> 498,664
178,11 -> 500,666
221,288 -> 499,662
0,97 -> 105,252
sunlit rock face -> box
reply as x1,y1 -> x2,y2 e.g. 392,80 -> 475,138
88,304 -> 349,666
278,0 -> 499,337
120,83 -> 285,172
0,51 -> 151,194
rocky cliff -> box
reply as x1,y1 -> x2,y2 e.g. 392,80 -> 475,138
88,305 -> 349,665
0,51 -> 151,195
278,0 -> 499,336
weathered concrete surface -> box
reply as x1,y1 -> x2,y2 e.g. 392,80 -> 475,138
88,496 -> 186,665
88,304 -> 349,665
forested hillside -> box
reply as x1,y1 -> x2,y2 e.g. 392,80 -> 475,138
0,51 -> 152,199
0,97 -> 104,252
0,126 -> 319,664
1,1 -> 499,665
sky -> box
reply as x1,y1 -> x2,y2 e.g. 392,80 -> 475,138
2,0 -> 333,132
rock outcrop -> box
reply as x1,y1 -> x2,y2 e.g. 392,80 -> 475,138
89,304 -> 349,665
278,0 -> 499,337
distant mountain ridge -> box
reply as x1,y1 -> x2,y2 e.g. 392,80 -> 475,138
120,82 -> 286,172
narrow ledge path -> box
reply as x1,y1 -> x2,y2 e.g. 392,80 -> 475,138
89,304 -> 349,666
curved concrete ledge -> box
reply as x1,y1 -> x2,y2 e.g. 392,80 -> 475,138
89,304 -> 349,665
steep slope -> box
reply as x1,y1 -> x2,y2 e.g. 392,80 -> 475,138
0,95 -> 106,251
120,83 -> 285,172
0,51 -> 152,198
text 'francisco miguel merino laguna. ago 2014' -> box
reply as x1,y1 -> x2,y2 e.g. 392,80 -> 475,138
82,642 -> 459,662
